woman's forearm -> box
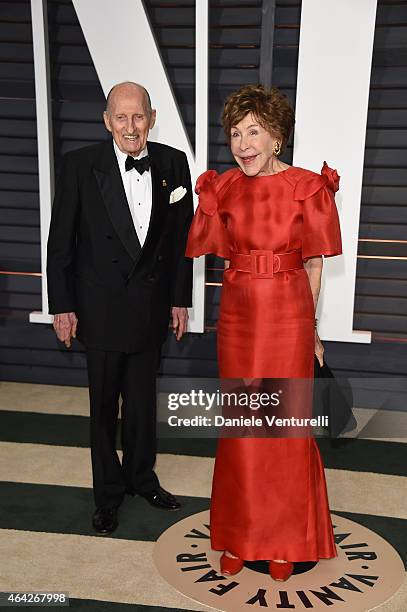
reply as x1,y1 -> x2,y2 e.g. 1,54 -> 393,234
304,256 -> 323,312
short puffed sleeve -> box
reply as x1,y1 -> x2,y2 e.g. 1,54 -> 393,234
294,162 -> 342,260
185,169 -> 230,259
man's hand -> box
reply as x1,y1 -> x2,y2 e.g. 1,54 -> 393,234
53,312 -> 78,348
171,307 -> 189,341
315,329 -> 324,367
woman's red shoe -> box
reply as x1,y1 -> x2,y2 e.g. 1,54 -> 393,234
268,560 -> 294,581
220,552 -> 244,575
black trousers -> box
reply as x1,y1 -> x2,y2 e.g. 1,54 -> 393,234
86,348 -> 160,509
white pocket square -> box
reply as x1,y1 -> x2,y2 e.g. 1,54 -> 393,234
169,186 -> 187,204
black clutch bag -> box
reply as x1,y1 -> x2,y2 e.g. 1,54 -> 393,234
313,357 -> 357,438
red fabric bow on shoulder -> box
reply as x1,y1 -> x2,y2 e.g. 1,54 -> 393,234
294,162 -> 340,201
321,161 -> 340,193
194,170 -> 219,216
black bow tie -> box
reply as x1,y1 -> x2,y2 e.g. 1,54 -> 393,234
125,155 -> 150,174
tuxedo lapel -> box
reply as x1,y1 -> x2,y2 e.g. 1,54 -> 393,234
93,140 -> 142,261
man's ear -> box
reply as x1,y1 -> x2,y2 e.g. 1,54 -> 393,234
149,109 -> 157,130
103,111 -> 112,133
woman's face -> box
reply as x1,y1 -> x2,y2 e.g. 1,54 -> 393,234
230,112 -> 280,176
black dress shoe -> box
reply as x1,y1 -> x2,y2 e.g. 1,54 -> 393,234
138,486 -> 181,511
92,507 -> 118,535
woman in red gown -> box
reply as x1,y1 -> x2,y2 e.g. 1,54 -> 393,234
186,85 -> 342,581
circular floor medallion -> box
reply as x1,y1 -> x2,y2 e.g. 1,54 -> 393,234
153,511 -> 405,612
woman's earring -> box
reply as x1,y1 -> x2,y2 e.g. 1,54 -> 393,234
273,141 -> 282,157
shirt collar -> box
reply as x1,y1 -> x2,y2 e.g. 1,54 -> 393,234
113,140 -> 149,173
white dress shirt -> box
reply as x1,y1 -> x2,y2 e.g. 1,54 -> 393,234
113,140 -> 152,246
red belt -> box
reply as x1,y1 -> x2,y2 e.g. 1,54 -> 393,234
229,249 -> 303,279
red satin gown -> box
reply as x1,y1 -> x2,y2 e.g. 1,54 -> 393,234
186,162 -> 342,562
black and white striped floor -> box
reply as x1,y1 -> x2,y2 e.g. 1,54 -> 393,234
0,382 -> 406,611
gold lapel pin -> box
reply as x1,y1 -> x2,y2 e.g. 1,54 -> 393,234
162,179 -> 167,187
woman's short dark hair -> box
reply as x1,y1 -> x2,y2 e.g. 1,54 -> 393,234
222,84 -> 295,151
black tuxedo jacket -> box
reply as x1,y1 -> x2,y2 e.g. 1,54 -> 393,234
47,139 -> 193,352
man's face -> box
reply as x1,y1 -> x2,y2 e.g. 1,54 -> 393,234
103,86 -> 156,157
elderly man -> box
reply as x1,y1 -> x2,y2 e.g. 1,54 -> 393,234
47,82 -> 193,534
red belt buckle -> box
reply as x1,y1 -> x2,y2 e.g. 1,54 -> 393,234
250,250 -> 280,278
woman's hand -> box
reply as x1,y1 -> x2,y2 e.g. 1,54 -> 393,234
315,329 -> 324,367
